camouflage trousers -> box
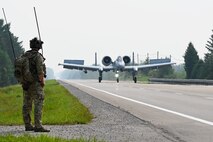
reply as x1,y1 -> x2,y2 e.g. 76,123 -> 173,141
22,81 -> 44,128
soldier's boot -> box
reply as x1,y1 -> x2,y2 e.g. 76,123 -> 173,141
24,114 -> 34,131
25,124 -> 34,131
34,127 -> 50,132
23,106 -> 34,131
34,97 -> 49,132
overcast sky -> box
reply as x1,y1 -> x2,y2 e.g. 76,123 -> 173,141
1,0 -> 213,73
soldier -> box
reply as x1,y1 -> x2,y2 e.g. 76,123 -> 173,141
22,37 -> 49,132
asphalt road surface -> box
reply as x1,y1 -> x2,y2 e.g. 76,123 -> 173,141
64,79 -> 213,142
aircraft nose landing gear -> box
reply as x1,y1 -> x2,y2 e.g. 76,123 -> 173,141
116,78 -> 119,83
115,72 -> 119,83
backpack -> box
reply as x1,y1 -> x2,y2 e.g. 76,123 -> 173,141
14,52 -> 34,84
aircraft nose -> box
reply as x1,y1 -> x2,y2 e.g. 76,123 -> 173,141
118,62 -> 125,69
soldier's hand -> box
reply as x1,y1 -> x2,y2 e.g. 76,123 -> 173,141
40,81 -> 45,88
39,74 -> 45,88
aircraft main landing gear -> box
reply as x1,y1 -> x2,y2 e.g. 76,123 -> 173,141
133,76 -> 137,83
98,71 -> 103,83
132,71 -> 137,83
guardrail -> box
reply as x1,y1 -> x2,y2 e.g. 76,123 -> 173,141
149,78 -> 213,85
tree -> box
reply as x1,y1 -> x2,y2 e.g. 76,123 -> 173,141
0,19 -> 24,86
191,59 -> 205,79
183,42 -> 199,79
0,19 -> 24,61
0,49 -> 12,86
205,30 -> 213,53
203,30 -> 213,79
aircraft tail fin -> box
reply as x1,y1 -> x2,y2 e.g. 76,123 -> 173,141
132,52 -> 135,65
95,52 -> 97,66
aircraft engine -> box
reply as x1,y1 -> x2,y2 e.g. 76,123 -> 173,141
102,56 -> 112,66
123,56 -> 131,65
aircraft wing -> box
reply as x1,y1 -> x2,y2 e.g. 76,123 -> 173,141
124,62 -> 176,71
59,62 -> 175,72
58,63 -> 114,72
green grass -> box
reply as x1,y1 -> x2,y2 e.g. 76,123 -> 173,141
0,134 -> 103,142
0,80 -> 93,125
137,74 -> 150,83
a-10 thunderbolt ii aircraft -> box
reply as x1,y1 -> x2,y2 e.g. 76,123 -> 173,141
58,53 -> 175,83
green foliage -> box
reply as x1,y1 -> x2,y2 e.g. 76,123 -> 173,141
183,42 -> 199,79
137,73 -> 149,83
191,59 -> 205,79
204,53 -> 213,79
147,66 -> 175,79
182,30 -> 213,79
172,64 -> 186,79
0,134 -> 104,142
0,19 -> 24,87
203,30 -> 213,79
205,29 -> 213,53
0,80 -> 93,125
0,49 -> 13,86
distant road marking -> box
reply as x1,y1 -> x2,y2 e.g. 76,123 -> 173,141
206,97 -> 213,100
71,81 -> 213,126
175,92 -> 183,95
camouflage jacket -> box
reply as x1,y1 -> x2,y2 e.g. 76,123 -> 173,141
25,50 -> 46,81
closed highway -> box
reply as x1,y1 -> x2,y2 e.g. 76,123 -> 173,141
64,79 -> 213,142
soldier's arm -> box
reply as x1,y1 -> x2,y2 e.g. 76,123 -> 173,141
36,54 -> 45,87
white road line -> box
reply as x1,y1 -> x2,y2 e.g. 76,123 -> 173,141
206,97 -> 213,100
175,92 -> 183,95
73,82 -> 213,126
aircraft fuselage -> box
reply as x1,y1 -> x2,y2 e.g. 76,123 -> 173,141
113,56 -> 125,71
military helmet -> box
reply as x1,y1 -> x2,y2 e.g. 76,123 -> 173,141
30,37 -> 43,49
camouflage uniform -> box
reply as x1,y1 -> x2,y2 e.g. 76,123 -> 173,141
22,38 -> 49,132
22,50 -> 45,129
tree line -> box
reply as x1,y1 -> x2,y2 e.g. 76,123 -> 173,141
184,30 -> 213,79
0,19 -> 24,87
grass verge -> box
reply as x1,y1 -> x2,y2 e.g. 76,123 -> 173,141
0,134 -> 103,142
0,80 -> 93,125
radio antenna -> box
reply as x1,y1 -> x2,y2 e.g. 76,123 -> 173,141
33,7 -> 43,55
